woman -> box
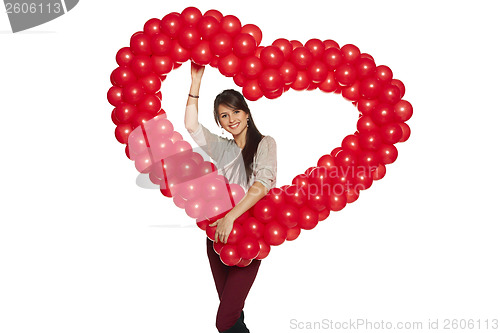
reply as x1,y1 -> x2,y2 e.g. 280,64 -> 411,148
185,62 -> 277,333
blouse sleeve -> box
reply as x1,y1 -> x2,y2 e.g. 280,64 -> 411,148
189,119 -> 230,163
253,136 -> 277,191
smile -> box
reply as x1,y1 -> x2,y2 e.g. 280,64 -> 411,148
229,123 -> 239,129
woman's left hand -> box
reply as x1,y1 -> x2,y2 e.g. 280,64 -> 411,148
209,214 -> 235,244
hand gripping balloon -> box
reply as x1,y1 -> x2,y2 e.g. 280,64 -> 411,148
107,6 -> 413,266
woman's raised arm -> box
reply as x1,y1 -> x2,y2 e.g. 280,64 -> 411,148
185,62 -> 205,133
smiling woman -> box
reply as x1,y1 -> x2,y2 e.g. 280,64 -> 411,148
185,61 -> 277,333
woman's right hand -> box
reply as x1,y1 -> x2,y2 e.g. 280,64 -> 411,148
191,62 -> 205,82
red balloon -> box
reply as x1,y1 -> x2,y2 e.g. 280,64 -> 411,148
290,47 -> 313,70
341,81 -> 361,101
233,72 -> 246,87
263,86 -> 284,99
151,55 -> 174,75
111,67 -> 136,87
258,68 -> 284,92
178,26 -> 201,49
204,9 -> 223,22
357,99 -> 378,115
323,39 -> 340,49
272,38 -> 293,59
323,47 -> 343,70
308,193 -> 328,212
380,84 -> 401,104
161,12 -> 184,38
150,33 -> 172,56
242,217 -> 265,239
180,6 -> 202,25
297,206 -> 319,230
130,32 -> 152,56
305,38 -> 325,59
380,123 -> 403,144
170,40 -> 190,63
227,223 -> 246,244
113,103 -> 137,124
131,55 -> 153,77
252,199 -> 276,223
358,150 -> 379,170
334,149 -> 358,168
353,167 -> 373,191
334,63 -> 357,86
260,46 -> 285,68
317,154 -> 336,170
116,47 -> 134,67
219,244 -> 241,266
268,187 -> 286,206
346,188 -> 360,203
378,143 -> 398,164
238,237 -> 260,260
358,130 -> 383,151
220,15 -> 241,36
357,115 -> 379,132
139,73 -> 161,94
318,208 -> 330,221
191,40 -> 213,65
284,184 -> 307,206
241,56 -> 263,79
196,218 -> 209,231
197,15 -> 220,40
107,86 -> 123,106
138,94 -> 161,114
290,40 -> 303,49
210,32 -> 232,57
393,100 -> 413,122
328,192 -> 347,211
391,79 -> 405,98
286,226 -> 301,241
241,24 -> 262,46
291,70 -> 310,91
115,123 -> 133,144
122,82 -> 145,104
233,33 -> 257,58
255,238 -> 271,259
371,104 -> 395,126
308,60 -> 328,83
279,61 -> 298,84
263,221 -> 287,246
131,112 -> 153,129
359,77 -> 382,99
242,79 -> 263,101
355,57 -> 376,78
399,122 -> 411,142
374,65 -> 393,83
277,204 -> 299,228
318,71 -> 339,93
213,240 -> 224,254
218,53 -> 241,77
342,134 -> 361,151
372,164 -> 386,180
341,44 -> 361,63
185,196 -> 207,219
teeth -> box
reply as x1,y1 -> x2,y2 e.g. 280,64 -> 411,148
229,123 -> 239,128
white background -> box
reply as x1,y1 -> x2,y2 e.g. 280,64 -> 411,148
1,1 -> 499,332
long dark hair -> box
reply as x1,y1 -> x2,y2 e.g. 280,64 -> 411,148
214,89 -> 263,185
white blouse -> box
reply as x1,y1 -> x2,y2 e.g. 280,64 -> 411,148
187,108 -> 277,192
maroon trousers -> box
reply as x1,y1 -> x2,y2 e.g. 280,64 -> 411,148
206,237 -> 261,332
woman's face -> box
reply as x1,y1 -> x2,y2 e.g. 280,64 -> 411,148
218,104 -> 248,136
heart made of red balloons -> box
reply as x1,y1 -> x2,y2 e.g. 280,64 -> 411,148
107,7 -> 413,267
